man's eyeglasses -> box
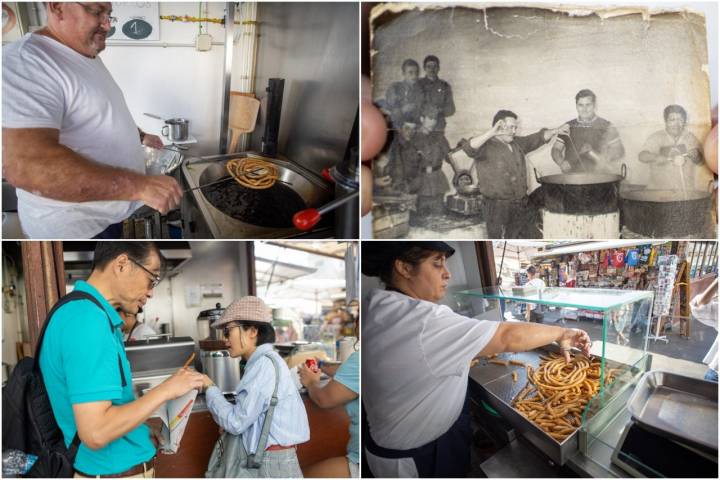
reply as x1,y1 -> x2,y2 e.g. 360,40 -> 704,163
128,258 -> 161,289
74,2 -> 118,25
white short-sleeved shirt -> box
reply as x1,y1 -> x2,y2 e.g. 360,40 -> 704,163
2,33 -> 144,238
526,278 -> 546,311
123,323 -> 157,342
363,289 -> 500,476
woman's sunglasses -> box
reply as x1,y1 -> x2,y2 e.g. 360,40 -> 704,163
223,324 -> 240,339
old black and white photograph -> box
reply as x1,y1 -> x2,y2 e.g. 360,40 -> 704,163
368,4 -> 717,239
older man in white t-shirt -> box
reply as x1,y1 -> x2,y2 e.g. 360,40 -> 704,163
2,2 -> 182,239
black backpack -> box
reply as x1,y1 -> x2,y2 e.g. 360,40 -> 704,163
2,290 -> 125,477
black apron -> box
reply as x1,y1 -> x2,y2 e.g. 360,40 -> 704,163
363,392 -> 473,478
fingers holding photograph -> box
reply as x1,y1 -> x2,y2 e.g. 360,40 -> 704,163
367,4 -> 717,239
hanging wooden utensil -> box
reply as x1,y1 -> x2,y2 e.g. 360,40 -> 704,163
228,92 -> 260,153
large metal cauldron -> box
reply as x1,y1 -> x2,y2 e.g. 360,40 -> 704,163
534,165 -> 626,215
620,188 -> 712,237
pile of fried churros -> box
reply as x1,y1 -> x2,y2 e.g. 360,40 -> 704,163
512,353 -> 618,442
226,157 -> 279,189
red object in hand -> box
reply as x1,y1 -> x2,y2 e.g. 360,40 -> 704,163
305,358 -> 319,373
293,208 -> 321,231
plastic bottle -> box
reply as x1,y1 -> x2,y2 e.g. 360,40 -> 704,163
2,449 -> 38,477
321,330 -> 336,361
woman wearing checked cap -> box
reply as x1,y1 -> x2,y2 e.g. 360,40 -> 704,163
201,296 -> 309,478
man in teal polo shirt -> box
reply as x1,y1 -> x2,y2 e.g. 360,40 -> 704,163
39,242 -> 204,477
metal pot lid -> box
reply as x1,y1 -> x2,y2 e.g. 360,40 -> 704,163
198,302 -> 225,321
621,189 -> 710,202
537,172 -> 623,185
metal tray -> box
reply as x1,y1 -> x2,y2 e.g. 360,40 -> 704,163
627,370 -> 718,452
469,347 -> 628,465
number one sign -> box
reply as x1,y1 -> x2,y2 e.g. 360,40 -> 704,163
107,2 -> 160,42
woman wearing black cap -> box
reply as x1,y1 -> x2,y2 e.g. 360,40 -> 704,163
362,241 -> 591,478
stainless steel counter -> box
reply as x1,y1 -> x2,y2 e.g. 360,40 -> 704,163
477,408 -> 633,478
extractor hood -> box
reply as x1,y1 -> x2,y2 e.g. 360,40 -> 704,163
63,241 -> 192,281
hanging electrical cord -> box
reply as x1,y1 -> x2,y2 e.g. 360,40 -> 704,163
159,14 -> 254,26
160,14 -> 224,24
205,2 -> 209,36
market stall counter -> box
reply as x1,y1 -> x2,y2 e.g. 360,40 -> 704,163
148,392 -> 350,477
126,338 -> 350,477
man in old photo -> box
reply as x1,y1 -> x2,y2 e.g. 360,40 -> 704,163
459,110 -> 569,238
638,104 -> 706,191
384,59 -> 424,131
412,105 -> 451,223
2,2 -> 182,239
551,89 -> 625,173
379,59 -> 425,195
418,55 -> 455,133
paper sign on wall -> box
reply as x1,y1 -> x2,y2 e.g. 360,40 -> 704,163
201,283 -> 223,298
184,285 -> 201,308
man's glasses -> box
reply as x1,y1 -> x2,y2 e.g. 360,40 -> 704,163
129,258 -> 161,289
74,2 -> 118,25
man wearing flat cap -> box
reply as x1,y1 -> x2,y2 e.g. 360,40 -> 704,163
361,241 -> 593,478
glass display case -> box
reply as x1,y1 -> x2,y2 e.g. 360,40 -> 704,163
455,286 -> 654,463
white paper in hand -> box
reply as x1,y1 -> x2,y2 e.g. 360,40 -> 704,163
147,389 -> 198,454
